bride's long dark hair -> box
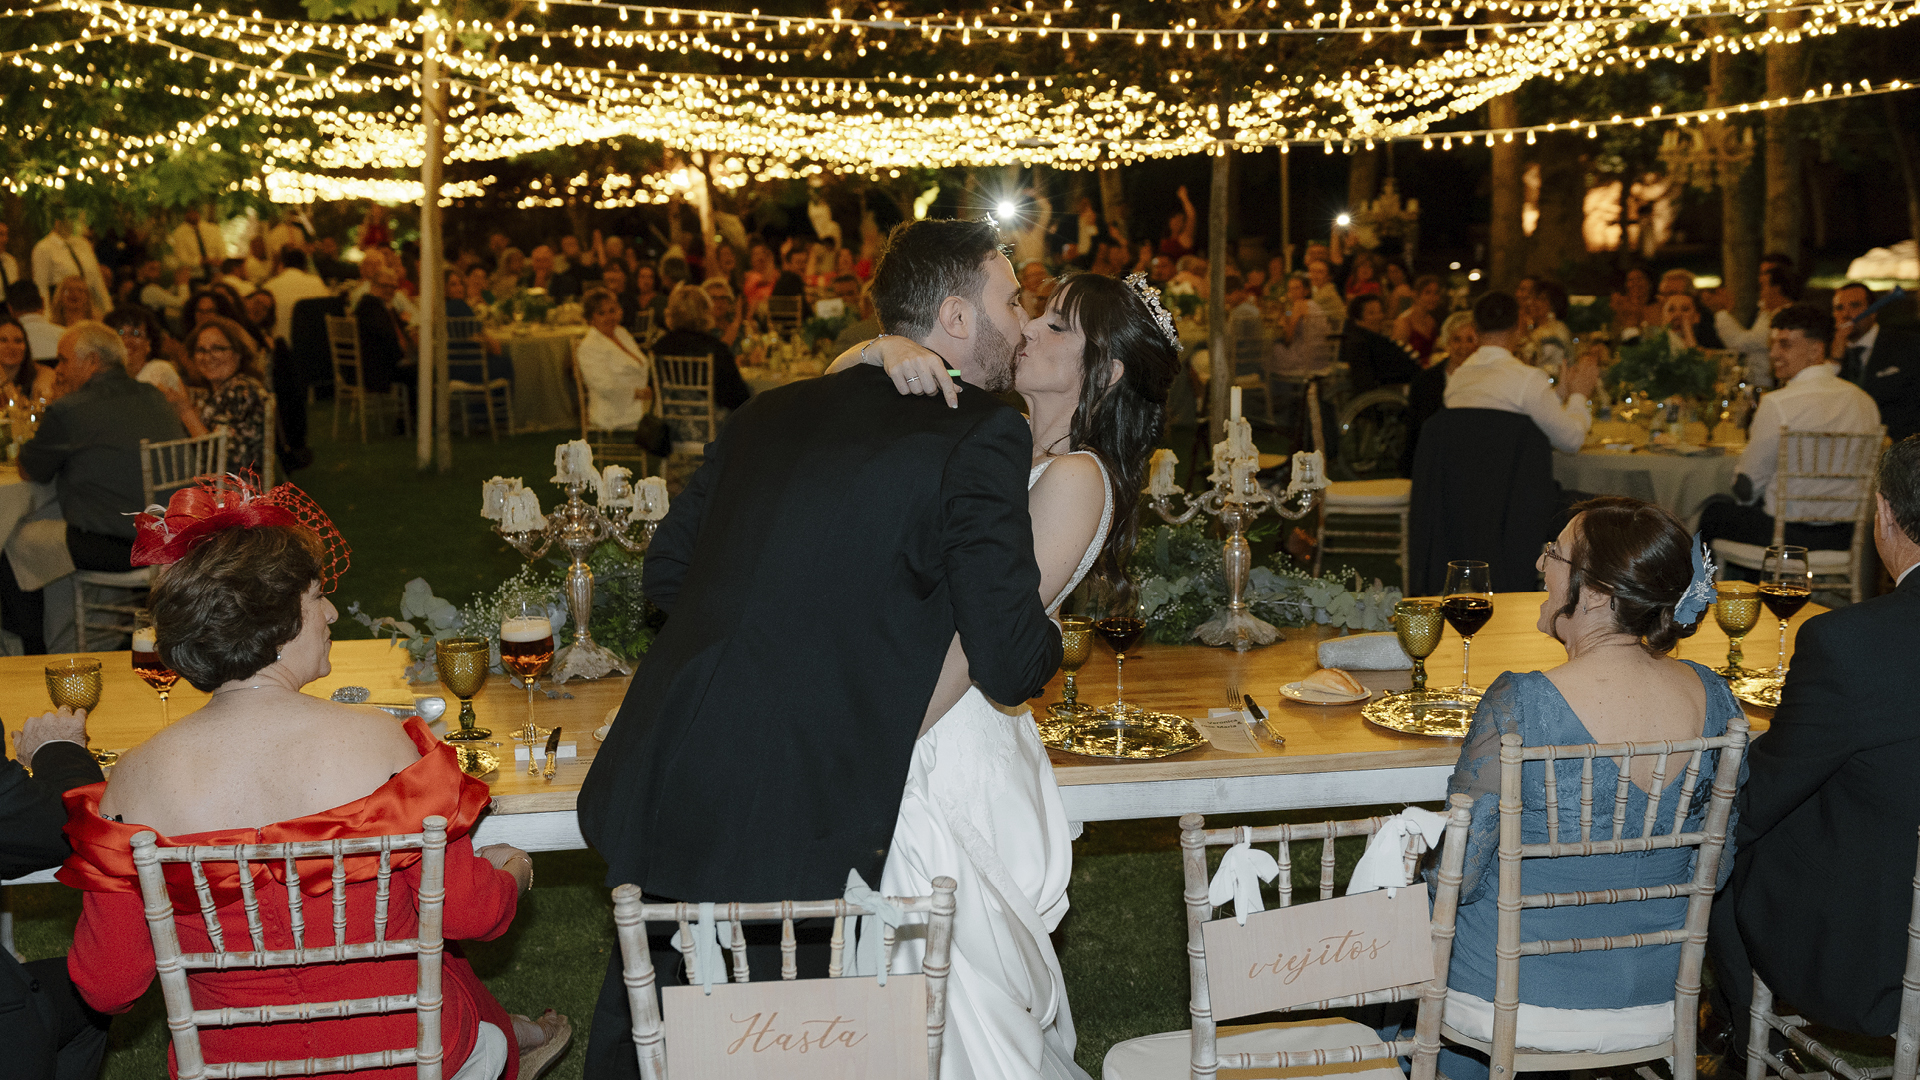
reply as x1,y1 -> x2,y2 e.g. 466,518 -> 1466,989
1049,272 -> 1179,608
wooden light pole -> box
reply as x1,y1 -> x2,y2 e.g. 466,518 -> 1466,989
416,17 -> 448,471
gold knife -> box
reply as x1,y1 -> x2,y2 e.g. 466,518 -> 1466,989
544,726 -> 562,780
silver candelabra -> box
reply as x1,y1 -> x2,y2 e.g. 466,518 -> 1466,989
1145,450 -> 1325,651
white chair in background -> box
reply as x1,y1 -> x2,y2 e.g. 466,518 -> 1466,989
652,353 -> 717,457
445,316 -> 513,439
1712,428 -> 1886,604
1307,382 -> 1413,591
323,314 -> 410,444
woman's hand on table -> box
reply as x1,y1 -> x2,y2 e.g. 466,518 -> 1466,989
12,706 -> 89,770
1562,351 -> 1601,400
478,843 -> 534,893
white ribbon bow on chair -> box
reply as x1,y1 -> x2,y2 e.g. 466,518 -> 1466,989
843,870 -> 904,986
667,903 -> 735,995
1346,807 -> 1449,898
1208,829 -> 1279,926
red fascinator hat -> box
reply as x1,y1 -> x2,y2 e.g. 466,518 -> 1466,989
131,473 -> 350,591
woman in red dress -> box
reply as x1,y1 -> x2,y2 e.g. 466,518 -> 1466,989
57,478 -> 570,1080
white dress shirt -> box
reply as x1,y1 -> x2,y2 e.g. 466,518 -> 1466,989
1443,344 -> 1592,453
1715,306 -> 1777,387
262,268 -> 333,346
18,312 -> 62,361
0,252 -> 19,295
167,220 -> 228,274
577,326 -> 652,430
1738,363 -> 1881,521
30,230 -> 111,315
141,281 -> 192,319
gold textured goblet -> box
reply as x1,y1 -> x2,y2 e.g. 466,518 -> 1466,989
1048,616 -> 1098,719
1713,582 -> 1762,678
46,658 -> 103,713
435,637 -> 492,742
1392,600 -> 1445,693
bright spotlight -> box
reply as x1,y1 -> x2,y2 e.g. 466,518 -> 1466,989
996,200 -> 1018,220
1335,213 -> 1351,227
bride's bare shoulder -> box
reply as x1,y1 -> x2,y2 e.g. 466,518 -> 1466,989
1030,452 -> 1107,502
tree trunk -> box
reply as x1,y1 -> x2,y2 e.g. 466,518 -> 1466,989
1347,146 -> 1381,217
418,24 -> 448,472
1279,148 -> 1292,271
1098,155 -> 1129,247
1764,10 -> 1804,266
1489,94 -> 1526,290
1711,32 -> 1761,324
1886,94 -> 1920,251
1209,140 -> 1232,445
1523,135 -> 1587,280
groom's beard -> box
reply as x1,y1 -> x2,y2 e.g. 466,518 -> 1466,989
969,317 -> 1017,393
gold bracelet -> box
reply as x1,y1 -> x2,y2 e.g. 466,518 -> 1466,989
505,853 -> 533,889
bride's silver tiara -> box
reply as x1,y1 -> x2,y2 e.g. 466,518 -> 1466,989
1123,272 -> 1182,351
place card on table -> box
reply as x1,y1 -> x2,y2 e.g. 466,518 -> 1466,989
1195,709 -> 1263,754
511,741 -> 577,763
1202,887 -> 1434,1019
661,973 -> 929,1079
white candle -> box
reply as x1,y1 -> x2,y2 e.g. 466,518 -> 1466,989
504,489 -> 548,533
1228,417 -> 1256,461
1146,449 -> 1178,497
481,476 -> 519,521
635,476 -> 671,521
601,465 -> 634,509
1230,385 -> 1242,424
1229,458 -> 1254,500
551,440 -> 596,485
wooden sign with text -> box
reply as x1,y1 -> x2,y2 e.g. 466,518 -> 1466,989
1202,888 -> 1434,1020
661,974 -> 929,1080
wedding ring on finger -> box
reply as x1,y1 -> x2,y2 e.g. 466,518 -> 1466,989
906,375 -> 921,384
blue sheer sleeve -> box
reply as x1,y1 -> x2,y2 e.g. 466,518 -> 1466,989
1445,672 -> 1527,906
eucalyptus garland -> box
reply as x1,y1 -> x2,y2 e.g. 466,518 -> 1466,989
1127,522 -> 1403,645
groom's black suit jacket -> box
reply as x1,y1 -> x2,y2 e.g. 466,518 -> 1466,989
579,364 -> 1062,903
1716,570 -> 1920,1035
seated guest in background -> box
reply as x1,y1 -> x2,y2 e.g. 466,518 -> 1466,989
241,235 -> 273,284
1402,310 -> 1479,475
1524,278 -> 1573,376
166,317 -> 270,477
1426,497 -> 1740,1080
185,288 -> 242,333
1392,273 -> 1446,365
1018,259 -> 1054,319
444,271 -> 509,386
102,307 -> 182,396
1343,253 -> 1382,301
0,221 -> 19,308
1706,435 -> 1920,1072
213,258 -> 254,299
50,276 -> 99,329
522,244 -> 579,302
1382,260 -> 1416,318
1833,281 -> 1920,442
1706,264 -> 1798,388
136,260 -> 193,329
310,236 -> 352,284
59,494 -> 569,1078
464,263 -> 495,308
1610,266 -> 1656,338
242,290 -> 312,472
489,248 -> 525,300
11,282 -> 63,362
701,277 -> 744,351
831,284 -> 881,354
354,262 -> 413,397
630,264 -> 668,334
1444,291 -> 1600,454
0,315 -> 46,403
598,262 -> 636,323
1654,291 -> 1724,350
1270,272 -> 1331,376
4,706 -> 109,1080
577,287 -> 652,432
1659,267 -> 1697,299
260,247 -> 330,348
741,241 -> 777,314
1224,274 -> 1274,385
1338,294 -> 1420,394
1306,256 -> 1344,321
555,233 -> 584,276
770,242 -> 809,300
652,284 -> 750,414
4,323 -> 185,653
1698,302 -> 1880,564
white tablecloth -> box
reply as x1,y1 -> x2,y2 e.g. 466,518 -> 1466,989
1552,448 -> 1741,529
0,465 -> 86,654
501,326 -> 588,432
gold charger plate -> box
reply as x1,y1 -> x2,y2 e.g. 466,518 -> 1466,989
451,745 -> 500,777
1361,688 -> 1484,738
1037,711 -> 1204,760
1729,673 -> 1783,710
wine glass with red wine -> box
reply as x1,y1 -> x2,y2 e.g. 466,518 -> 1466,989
1094,615 -> 1147,719
1760,545 -> 1811,676
1442,561 -> 1494,694
131,608 -> 178,726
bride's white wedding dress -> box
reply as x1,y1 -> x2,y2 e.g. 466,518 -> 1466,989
881,451 -> 1109,1080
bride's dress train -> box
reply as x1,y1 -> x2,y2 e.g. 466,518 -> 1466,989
880,452 -> 1108,1080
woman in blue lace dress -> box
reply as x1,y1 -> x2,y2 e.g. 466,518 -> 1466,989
1437,497 -> 1745,1080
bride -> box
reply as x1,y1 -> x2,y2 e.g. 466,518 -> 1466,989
835,272 -> 1180,1079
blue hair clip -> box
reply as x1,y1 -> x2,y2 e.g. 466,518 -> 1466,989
1674,532 -> 1718,624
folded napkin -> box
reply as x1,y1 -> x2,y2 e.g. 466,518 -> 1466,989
1317,632 -> 1414,671
842,870 -> 904,984
1207,828 -> 1280,926
1347,808 -> 1450,897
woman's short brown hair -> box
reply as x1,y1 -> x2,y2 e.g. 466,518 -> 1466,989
581,287 -> 619,322
151,525 -> 323,691
1555,497 -> 1702,654
184,316 -> 266,382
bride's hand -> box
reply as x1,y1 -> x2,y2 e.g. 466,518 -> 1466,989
825,336 -> 962,408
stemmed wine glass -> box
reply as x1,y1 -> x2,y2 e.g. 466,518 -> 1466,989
1713,582 -> 1762,678
1047,616 -> 1097,719
1759,545 -> 1812,677
130,608 -> 179,726
1391,600 -> 1445,694
435,637 -> 492,741
1442,561 -> 1493,694
501,600 -> 556,773
1094,615 -> 1147,719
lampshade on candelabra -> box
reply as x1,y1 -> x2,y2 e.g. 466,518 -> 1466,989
480,441 -> 668,682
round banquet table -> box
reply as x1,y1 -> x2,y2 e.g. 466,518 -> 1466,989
500,325 -> 588,432
1552,447 -> 1741,529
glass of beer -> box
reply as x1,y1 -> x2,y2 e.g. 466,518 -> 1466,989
500,599 -> 556,763
131,608 -> 179,725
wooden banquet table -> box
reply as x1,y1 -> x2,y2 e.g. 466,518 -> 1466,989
2,592 -> 1811,888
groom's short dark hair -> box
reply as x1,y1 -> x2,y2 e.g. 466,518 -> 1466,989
869,218 -> 1009,341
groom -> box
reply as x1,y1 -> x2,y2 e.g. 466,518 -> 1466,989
578,217 -> 1062,1073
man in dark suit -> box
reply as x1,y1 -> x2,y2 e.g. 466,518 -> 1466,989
4,708 -> 110,1079
1835,281 -> 1920,441
1338,294 -> 1420,394
1706,433 -> 1920,1067
578,217 -> 1062,1076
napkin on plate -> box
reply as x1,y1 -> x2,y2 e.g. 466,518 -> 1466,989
1317,632 -> 1414,671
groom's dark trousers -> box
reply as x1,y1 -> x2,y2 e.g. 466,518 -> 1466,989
577,363 -> 1063,1076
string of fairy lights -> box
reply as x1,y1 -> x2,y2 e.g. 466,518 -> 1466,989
2,0 -> 1916,201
